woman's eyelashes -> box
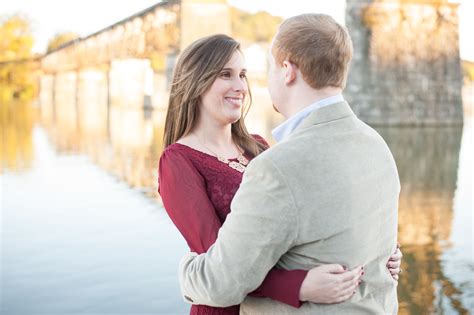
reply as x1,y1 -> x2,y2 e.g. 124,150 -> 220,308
219,71 -> 247,79
219,71 -> 231,79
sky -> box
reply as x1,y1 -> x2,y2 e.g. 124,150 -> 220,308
0,0 -> 472,61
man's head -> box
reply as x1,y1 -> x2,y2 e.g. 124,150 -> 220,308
268,13 -> 353,115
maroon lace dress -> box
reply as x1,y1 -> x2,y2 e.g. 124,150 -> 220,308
158,136 -> 307,315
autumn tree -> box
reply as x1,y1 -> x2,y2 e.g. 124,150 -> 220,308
230,7 -> 282,43
462,60 -> 474,82
0,15 -> 36,172
47,32 -> 79,53
0,14 -> 36,103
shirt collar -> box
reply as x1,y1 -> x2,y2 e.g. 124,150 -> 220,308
272,94 -> 345,142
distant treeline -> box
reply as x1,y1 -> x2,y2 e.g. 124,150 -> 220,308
0,15 -> 37,103
462,60 -> 474,82
230,7 -> 282,43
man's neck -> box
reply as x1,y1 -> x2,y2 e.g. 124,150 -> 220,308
282,86 -> 343,119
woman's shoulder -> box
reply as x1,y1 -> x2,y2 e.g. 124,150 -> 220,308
161,143 -> 185,156
160,143 -> 192,165
158,143 -> 203,181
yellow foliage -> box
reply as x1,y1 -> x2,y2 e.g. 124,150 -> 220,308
230,7 -> 282,43
0,14 -> 33,62
46,32 -> 80,53
0,100 -> 35,172
0,14 -> 36,103
462,60 -> 474,82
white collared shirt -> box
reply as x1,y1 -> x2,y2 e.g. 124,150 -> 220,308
272,94 -> 345,142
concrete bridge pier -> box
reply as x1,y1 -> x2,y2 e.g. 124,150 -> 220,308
39,74 -> 55,126
108,58 -> 153,110
77,69 -> 109,141
54,71 -> 79,137
107,58 -> 155,150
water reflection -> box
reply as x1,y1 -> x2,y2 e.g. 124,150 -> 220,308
2,92 -> 473,313
1,127 -> 189,314
375,126 -> 471,314
0,100 -> 35,172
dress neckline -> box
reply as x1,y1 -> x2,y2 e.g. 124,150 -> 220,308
173,142 -> 242,161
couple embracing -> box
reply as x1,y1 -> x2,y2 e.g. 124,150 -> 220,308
159,13 -> 401,315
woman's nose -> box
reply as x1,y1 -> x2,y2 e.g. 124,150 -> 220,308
233,77 -> 247,92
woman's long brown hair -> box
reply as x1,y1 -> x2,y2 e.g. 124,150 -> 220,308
163,34 -> 267,157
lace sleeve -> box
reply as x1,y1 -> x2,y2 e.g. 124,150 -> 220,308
158,148 -> 222,254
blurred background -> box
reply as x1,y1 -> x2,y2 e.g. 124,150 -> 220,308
1,0 -> 472,314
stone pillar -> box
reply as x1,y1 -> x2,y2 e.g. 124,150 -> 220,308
77,69 -> 109,141
345,0 -> 373,118
152,72 -> 169,110
39,74 -> 55,126
345,0 -> 463,125
180,0 -> 231,50
54,71 -> 78,134
108,58 -> 153,109
107,58 -> 155,150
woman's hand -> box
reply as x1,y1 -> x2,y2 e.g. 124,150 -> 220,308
299,264 -> 363,304
387,243 -> 403,281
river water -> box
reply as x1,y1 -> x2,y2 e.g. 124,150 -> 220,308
1,100 -> 472,314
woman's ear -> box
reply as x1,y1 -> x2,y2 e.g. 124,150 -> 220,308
282,60 -> 297,85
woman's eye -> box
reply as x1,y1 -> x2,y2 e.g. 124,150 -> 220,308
220,72 -> 231,78
240,73 -> 247,79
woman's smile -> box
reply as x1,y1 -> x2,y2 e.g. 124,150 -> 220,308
224,96 -> 243,108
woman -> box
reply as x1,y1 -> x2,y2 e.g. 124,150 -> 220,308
158,34 -> 401,314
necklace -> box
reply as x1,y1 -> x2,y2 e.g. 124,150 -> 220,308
196,136 -> 249,173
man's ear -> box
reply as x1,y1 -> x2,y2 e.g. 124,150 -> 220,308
282,60 -> 297,85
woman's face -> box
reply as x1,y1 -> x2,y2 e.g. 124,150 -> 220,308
200,51 -> 248,126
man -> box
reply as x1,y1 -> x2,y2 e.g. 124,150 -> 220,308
179,13 -> 400,314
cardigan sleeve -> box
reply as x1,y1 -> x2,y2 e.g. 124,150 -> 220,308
249,269 -> 307,307
159,147 -> 306,308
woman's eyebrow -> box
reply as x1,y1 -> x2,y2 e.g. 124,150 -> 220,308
221,67 -> 247,72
